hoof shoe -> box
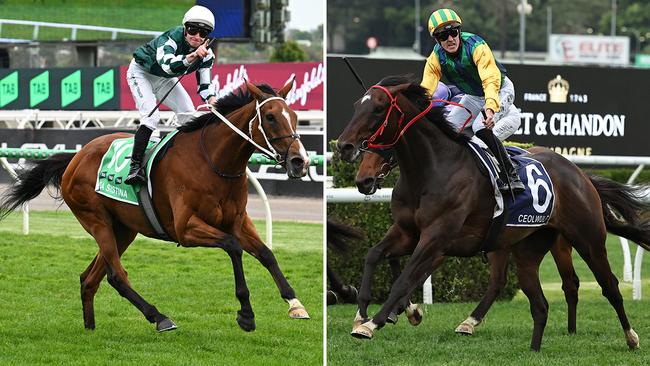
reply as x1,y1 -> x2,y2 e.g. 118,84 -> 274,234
455,322 -> 475,335
237,311 -> 256,332
626,329 -> 640,349
350,324 -> 373,339
407,306 -> 423,326
156,318 -> 177,333
289,305 -> 310,319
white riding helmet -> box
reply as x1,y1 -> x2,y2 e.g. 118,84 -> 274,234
182,5 -> 215,31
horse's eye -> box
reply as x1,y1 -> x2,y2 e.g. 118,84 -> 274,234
265,113 -> 275,123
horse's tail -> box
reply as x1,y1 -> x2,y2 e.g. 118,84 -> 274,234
0,153 -> 75,219
590,175 -> 650,251
327,219 -> 365,252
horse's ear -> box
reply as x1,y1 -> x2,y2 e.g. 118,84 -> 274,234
245,79 -> 264,101
279,77 -> 295,99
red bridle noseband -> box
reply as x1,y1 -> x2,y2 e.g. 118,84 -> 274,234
362,84 -> 473,149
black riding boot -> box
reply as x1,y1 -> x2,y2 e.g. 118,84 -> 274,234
475,129 -> 525,192
124,125 -> 153,186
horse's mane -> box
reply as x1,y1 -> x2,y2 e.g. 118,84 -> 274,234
377,75 -> 469,143
177,84 -> 277,133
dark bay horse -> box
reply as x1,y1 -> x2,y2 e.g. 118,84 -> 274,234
337,75 -> 650,351
0,81 -> 311,333
356,149 -> 579,335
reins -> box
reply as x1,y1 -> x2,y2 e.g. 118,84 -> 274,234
195,96 -> 300,178
363,85 -> 473,149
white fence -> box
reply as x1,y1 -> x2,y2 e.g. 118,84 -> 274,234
327,155 -> 650,302
0,19 -> 160,41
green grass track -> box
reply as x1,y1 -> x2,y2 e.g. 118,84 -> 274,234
0,211 -> 323,366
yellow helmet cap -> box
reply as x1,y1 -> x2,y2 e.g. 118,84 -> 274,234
427,9 -> 462,36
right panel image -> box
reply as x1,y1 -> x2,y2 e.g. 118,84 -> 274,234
327,0 -> 650,363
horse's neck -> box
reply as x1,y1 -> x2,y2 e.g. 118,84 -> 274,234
209,103 -> 258,171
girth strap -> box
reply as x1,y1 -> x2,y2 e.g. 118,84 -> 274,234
136,140 -> 172,242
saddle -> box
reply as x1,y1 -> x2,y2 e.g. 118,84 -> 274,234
95,130 -> 179,241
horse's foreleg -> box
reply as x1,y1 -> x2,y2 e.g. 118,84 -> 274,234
550,235 -> 579,334
238,216 -> 308,319
356,224 -> 414,326
178,215 -> 255,331
456,249 -> 511,335
352,237 -> 440,339
327,265 -> 358,304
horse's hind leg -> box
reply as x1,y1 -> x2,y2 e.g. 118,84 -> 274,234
550,235 -> 579,334
79,226 -> 136,330
238,215 -> 308,319
456,248 -> 511,335
564,226 -> 639,349
76,210 -> 174,332
512,229 -> 556,351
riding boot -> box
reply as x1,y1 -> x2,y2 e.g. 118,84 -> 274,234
124,125 -> 153,186
475,129 -> 525,192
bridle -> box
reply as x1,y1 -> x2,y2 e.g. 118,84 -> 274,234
361,84 -> 473,150
197,96 -> 300,178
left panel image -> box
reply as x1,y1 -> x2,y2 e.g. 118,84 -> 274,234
0,1 -> 324,365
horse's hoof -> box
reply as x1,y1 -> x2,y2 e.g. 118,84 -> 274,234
237,311 -> 256,332
406,305 -> 423,326
455,321 -> 475,335
288,305 -> 310,319
156,318 -> 177,332
350,324 -> 374,339
626,328 -> 640,349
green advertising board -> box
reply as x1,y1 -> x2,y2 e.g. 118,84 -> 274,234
93,69 -> 114,107
30,71 -> 50,107
0,71 -> 19,108
0,67 -> 119,110
61,70 -> 82,107
635,54 -> 650,68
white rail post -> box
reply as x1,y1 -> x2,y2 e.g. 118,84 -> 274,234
246,167 -> 272,249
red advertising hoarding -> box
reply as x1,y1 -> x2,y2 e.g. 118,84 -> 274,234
119,62 -> 323,111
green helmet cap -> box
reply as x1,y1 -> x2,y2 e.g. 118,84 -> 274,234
427,8 -> 462,36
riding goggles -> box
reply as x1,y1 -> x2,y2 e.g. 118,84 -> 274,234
434,26 -> 460,42
186,25 -> 210,38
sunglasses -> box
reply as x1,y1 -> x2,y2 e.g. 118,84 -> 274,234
434,27 -> 460,42
186,26 -> 209,38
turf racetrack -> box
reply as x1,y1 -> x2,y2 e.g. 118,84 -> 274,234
328,234 -> 650,365
0,211 -> 323,366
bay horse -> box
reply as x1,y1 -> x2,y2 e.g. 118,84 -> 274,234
336,75 -> 650,351
355,149 -> 580,335
0,81 -> 311,333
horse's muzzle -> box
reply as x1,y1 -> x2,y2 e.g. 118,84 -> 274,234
356,176 -> 379,195
337,141 -> 359,163
287,155 -> 308,179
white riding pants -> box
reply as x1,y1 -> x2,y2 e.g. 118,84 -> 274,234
446,76 -> 520,141
126,59 -> 195,129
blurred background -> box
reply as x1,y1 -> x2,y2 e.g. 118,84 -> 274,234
0,0 -> 324,208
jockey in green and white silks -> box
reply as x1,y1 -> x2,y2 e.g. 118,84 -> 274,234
421,8 -> 524,192
125,5 -> 217,186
